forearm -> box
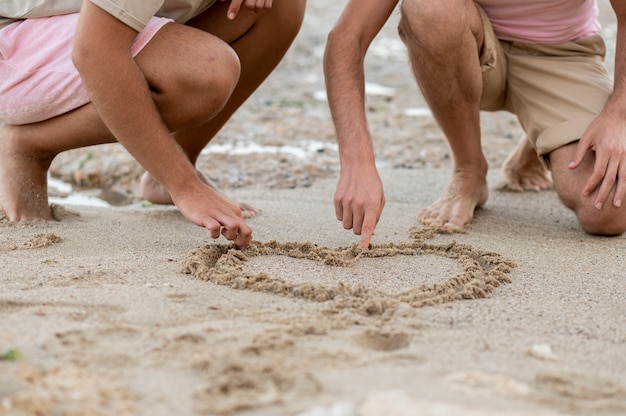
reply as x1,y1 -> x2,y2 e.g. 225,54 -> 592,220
323,0 -> 398,167
324,34 -> 376,166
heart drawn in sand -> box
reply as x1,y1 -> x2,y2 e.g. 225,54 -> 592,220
182,228 -> 515,315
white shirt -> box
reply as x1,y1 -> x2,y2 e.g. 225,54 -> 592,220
0,0 -> 217,31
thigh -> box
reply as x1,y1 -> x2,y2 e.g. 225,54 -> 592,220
477,5 -> 508,111
505,35 -> 612,157
0,14 -> 171,125
133,19 -> 241,95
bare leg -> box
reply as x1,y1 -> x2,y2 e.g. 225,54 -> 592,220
139,0 -> 307,218
499,134 -> 553,192
0,105 -> 113,221
550,143 -> 626,235
0,23 -> 243,221
0,125 -> 55,221
398,0 -> 488,229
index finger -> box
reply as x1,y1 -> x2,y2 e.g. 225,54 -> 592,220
358,210 -> 378,249
569,137 -> 591,170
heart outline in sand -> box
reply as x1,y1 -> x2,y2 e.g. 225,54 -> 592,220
182,228 -> 515,315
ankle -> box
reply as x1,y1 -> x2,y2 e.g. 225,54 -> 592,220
453,158 -> 488,177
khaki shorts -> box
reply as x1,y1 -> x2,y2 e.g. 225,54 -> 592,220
477,6 -> 613,158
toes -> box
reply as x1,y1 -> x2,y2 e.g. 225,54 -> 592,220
418,208 -> 440,226
239,202 -> 260,219
499,175 -> 552,193
443,214 -> 469,230
499,181 -> 524,192
420,209 -> 448,228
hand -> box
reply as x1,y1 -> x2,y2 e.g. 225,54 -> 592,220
172,182 -> 253,249
569,110 -> 626,209
221,0 -> 273,20
334,164 -> 385,248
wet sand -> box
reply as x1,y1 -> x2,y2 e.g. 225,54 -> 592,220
1,1 -> 625,415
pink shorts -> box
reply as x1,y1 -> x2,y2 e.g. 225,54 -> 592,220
0,13 -> 172,125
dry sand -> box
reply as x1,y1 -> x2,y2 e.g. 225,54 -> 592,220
1,1 -> 625,415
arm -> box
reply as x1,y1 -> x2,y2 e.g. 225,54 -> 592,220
73,2 -> 251,248
323,0 -> 399,247
569,0 -> 626,209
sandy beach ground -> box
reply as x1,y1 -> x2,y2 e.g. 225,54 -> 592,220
1,1 -> 625,415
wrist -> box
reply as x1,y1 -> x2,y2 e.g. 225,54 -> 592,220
164,169 -> 205,201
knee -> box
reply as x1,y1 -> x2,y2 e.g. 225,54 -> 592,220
575,204 -> 626,236
205,45 -> 241,103
398,0 -> 456,44
177,44 -> 241,125
556,180 -> 626,236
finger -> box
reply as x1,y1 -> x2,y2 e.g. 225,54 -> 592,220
594,158 -> 618,209
227,0 -> 242,19
221,221 -> 240,241
203,218 -> 222,239
334,194 -> 344,221
569,137 -> 591,170
342,203 -> 354,230
352,206 -> 364,236
614,166 -> 626,207
234,222 -> 253,249
358,210 -> 378,248
583,153 -> 609,197
358,233 -> 372,249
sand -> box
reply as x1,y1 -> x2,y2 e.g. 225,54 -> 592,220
1,1 -> 626,415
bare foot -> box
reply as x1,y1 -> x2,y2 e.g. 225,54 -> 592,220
418,168 -> 489,230
499,135 -> 553,192
139,171 -> 260,219
0,125 -> 54,222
